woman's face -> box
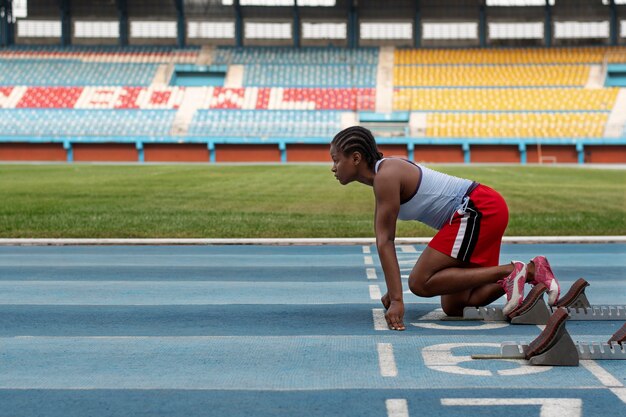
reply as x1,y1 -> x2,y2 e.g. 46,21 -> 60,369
330,144 -> 357,185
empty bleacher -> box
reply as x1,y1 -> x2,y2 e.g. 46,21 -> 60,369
425,112 -> 608,138
394,47 -> 621,143
188,110 -> 342,138
0,45 -> 624,163
394,88 -> 619,111
0,109 -> 176,138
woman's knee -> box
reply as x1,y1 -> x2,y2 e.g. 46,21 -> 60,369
440,301 -> 463,317
408,273 -> 436,297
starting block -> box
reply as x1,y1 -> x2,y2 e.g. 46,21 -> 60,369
455,278 -> 626,325
472,310 -> 626,366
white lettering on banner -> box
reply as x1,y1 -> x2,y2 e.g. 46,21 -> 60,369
75,87 -> 124,109
267,87 -> 316,110
0,87 -> 26,108
422,343 -> 551,376
136,87 -> 183,109
441,398 -> 582,417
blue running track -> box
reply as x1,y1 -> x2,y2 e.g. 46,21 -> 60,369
0,244 -> 624,417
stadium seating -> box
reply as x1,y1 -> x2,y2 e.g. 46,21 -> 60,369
393,88 -> 619,111
425,112 -> 608,138
0,109 -> 176,137
188,110 -> 342,137
0,60 -> 161,86
0,45 -> 621,150
212,46 -> 378,65
243,64 -> 376,87
0,46 -> 199,63
393,65 -> 589,87
395,47 -> 626,65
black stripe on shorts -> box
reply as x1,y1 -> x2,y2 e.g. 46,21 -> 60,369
457,200 -> 482,263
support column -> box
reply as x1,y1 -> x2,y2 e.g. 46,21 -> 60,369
413,0 -> 421,48
544,0 -> 552,47
175,0 -> 185,48
293,1 -> 300,48
518,142 -> 527,165
60,0 -> 71,46
348,0 -> 358,49
136,142 -> 144,163
0,0 -> 9,47
609,0 -> 618,46
462,143 -> 470,164
64,141 -> 73,163
479,3 -> 487,47
576,142 -> 585,164
116,0 -> 128,46
234,0 -> 243,47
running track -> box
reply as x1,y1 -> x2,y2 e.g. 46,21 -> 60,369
0,243 -> 624,417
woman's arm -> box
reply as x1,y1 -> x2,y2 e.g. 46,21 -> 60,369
373,171 -> 405,330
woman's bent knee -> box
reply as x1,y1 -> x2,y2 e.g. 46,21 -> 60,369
408,275 -> 436,298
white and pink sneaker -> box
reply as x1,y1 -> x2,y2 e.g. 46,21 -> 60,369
499,261 -> 527,316
529,256 -> 560,306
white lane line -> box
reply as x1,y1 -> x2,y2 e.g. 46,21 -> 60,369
366,268 -> 377,280
369,285 -> 382,300
372,308 -> 388,331
364,256 -> 374,265
442,398 -> 582,417
362,246 -> 371,254
398,245 -> 417,253
377,343 -> 398,377
580,360 -> 624,387
386,399 -> 408,417
610,388 -> 626,404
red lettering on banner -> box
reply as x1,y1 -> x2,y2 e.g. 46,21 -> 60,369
211,88 -> 245,109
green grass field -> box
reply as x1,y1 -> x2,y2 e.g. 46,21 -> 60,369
0,164 -> 624,238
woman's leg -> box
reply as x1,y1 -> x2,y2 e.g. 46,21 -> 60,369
408,246 -> 513,296
408,246 -> 521,315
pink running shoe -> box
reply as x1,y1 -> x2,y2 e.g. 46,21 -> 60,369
529,255 -> 560,306
499,261 -> 527,316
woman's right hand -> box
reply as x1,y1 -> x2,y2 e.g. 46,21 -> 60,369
386,301 -> 405,331
382,296 -> 405,331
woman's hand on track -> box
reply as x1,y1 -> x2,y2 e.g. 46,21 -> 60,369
384,300 -> 405,331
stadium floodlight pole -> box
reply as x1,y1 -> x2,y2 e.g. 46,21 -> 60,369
60,0 -> 71,46
116,0 -> 128,47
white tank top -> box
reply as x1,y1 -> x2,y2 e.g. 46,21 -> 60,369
374,158 -> 477,230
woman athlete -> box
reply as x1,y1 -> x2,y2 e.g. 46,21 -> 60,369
330,126 -> 560,331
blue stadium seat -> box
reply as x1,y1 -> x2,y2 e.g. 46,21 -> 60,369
0,109 -> 176,137
188,110 -> 342,137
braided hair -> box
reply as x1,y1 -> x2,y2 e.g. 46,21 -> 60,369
331,126 -> 383,169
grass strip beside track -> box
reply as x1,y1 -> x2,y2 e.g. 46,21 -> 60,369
0,164 -> 624,238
